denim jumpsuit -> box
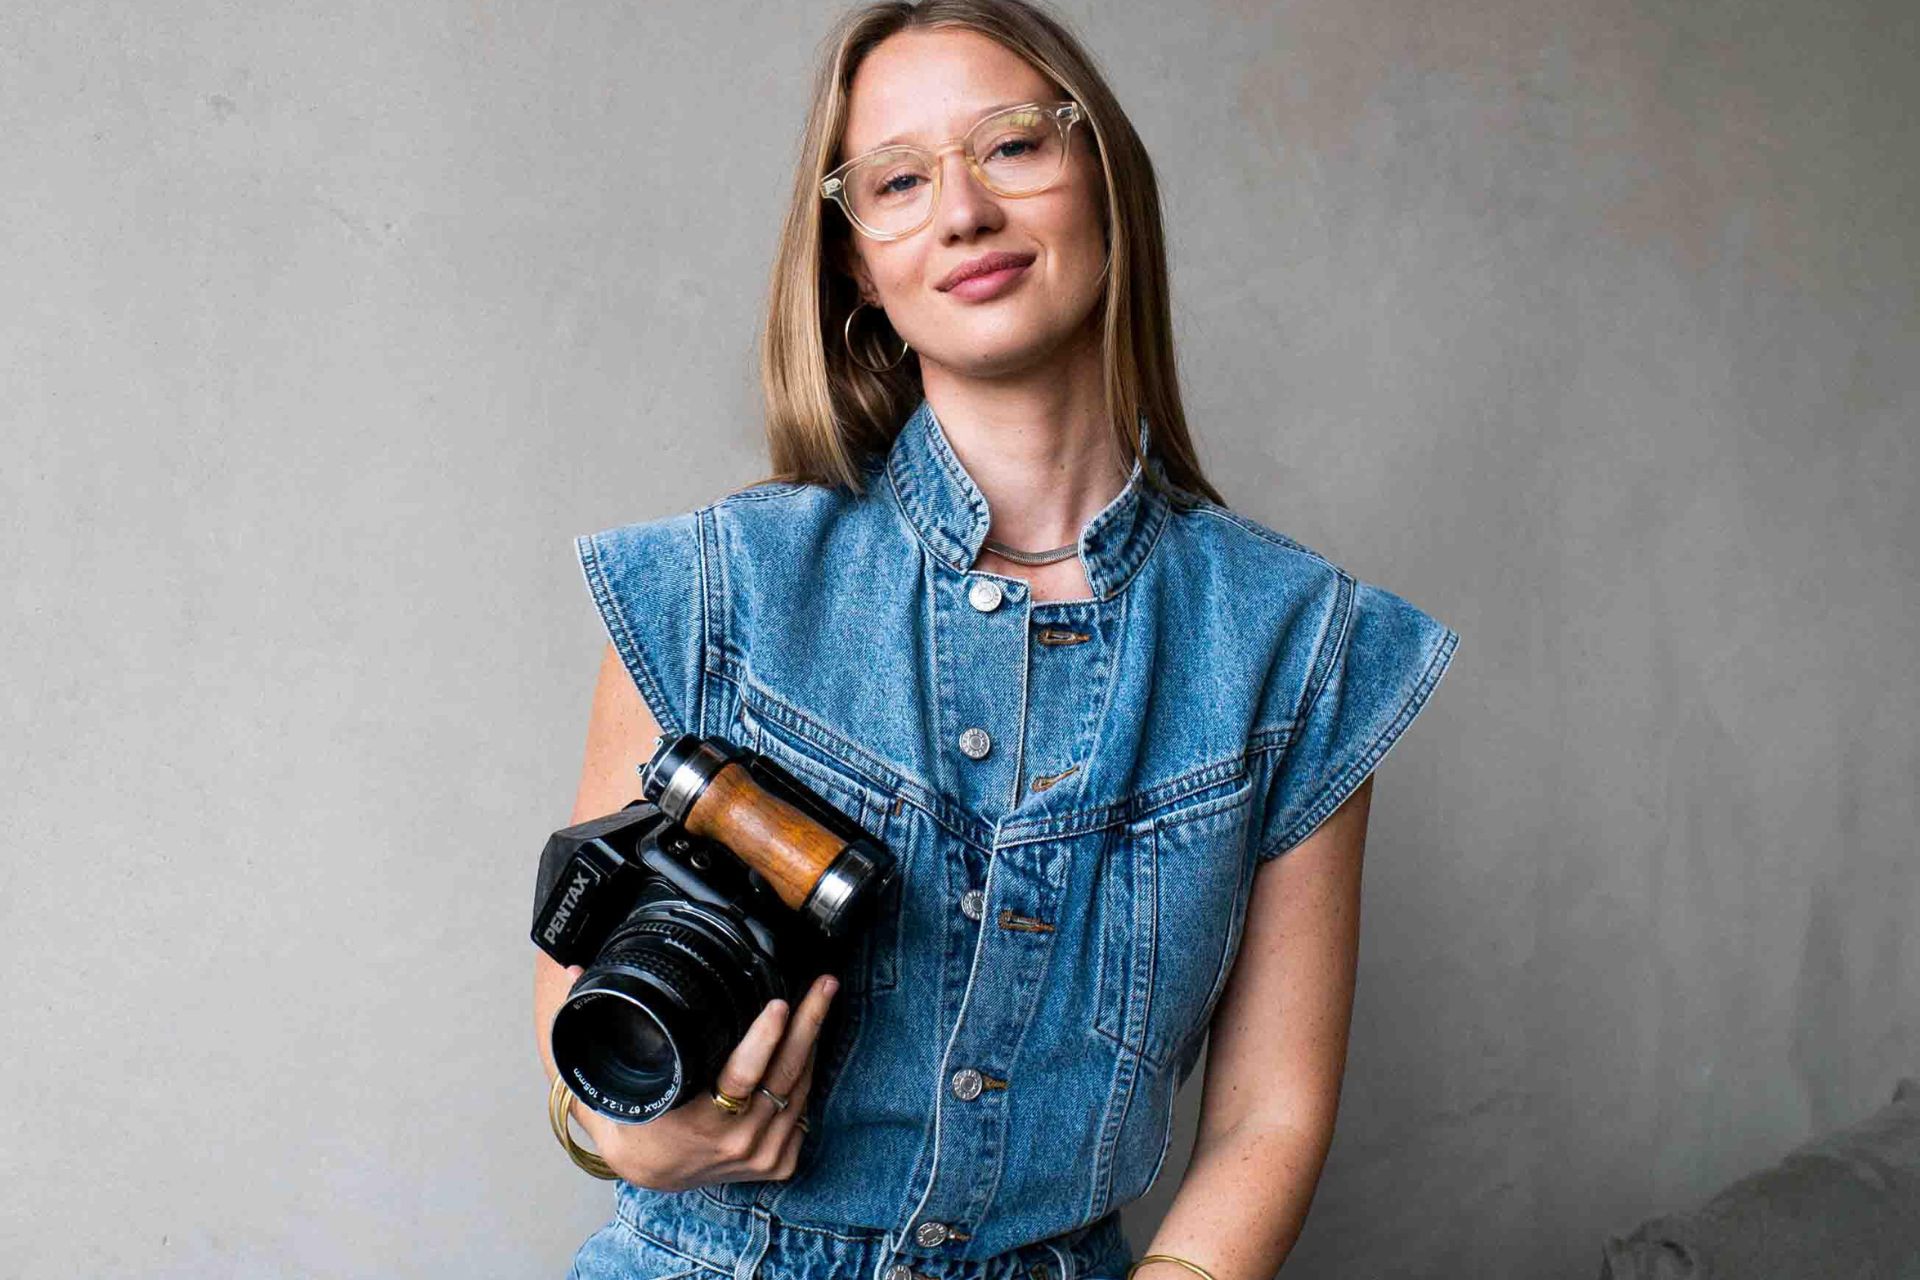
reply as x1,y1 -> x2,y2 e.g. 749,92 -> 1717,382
565,398 -> 1460,1280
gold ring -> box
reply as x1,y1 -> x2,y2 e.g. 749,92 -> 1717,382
709,1086 -> 749,1115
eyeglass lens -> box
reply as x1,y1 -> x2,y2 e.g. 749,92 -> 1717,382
842,105 -> 1069,237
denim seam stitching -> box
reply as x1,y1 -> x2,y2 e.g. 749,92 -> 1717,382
1183,503 -> 1338,568
577,532 -> 681,740
1185,836 -> 1259,1059
1294,569 -> 1354,732
727,675 -> 1267,848
921,404 -> 993,560
1257,620 -> 1459,862
958,845 -> 1056,1236
1152,773 -> 1255,829
884,451 -> 949,569
1092,833 -> 1155,1189
737,678 -> 905,801
1073,587 -> 1129,814
1100,476 -> 1173,601
694,506 -> 715,738
892,831 -> 1006,1253
612,1217 -> 728,1277
1093,825 -> 1193,1073
712,482 -> 810,507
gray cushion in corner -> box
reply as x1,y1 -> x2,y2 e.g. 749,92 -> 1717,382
1600,1078 -> 1920,1280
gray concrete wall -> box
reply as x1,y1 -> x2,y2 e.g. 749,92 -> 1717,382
2,2 -> 1913,1276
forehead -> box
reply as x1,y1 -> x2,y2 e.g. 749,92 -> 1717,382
842,28 -> 1057,153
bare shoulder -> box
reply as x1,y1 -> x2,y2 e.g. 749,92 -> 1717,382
572,642 -> 660,825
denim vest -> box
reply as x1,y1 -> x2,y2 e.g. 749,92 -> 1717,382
572,397 -> 1460,1277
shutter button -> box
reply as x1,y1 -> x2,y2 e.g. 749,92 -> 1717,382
958,727 -> 992,759
959,888 -> 984,921
968,578 -> 1004,612
951,1067 -> 985,1101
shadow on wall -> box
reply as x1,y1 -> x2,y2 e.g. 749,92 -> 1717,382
1599,1076 -> 1920,1278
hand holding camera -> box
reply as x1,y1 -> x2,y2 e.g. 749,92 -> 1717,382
532,731 -> 896,1136
549,960 -> 840,1189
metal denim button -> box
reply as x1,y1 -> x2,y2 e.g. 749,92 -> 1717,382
967,578 -> 1004,612
913,1221 -> 953,1248
951,1067 -> 984,1101
959,888 -> 984,921
884,1268 -> 917,1280
958,727 -> 991,759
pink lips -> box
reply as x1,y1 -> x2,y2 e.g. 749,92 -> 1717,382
937,250 -> 1037,295
946,262 -> 1031,301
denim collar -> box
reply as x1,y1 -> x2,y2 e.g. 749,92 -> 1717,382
883,396 -> 1171,602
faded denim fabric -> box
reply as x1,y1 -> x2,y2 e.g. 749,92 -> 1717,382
568,397 -> 1460,1280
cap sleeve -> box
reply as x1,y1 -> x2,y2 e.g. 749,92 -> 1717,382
1255,573 -> 1461,863
574,510 -> 710,741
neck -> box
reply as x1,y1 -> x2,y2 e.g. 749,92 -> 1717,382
917,333 -> 1129,560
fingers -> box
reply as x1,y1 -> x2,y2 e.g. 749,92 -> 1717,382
738,1022 -> 821,1180
760,973 -> 839,1100
778,1038 -> 819,1132
710,995 -> 796,1109
763,1031 -> 819,1133
697,975 -> 838,1183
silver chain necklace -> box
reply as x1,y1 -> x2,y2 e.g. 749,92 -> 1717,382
982,536 -> 1078,566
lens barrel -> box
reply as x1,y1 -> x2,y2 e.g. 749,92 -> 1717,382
551,906 -> 769,1122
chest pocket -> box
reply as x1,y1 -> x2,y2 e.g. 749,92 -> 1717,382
1093,771 -> 1257,1073
731,691 -> 904,997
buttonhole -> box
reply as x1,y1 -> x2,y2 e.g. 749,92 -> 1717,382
997,909 -> 1055,934
1036,628 -> 1091,646
1030,764 -> 1079,792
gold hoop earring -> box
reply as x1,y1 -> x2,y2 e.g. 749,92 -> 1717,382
843,300 -> 910,373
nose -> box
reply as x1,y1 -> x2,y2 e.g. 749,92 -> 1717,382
935,146 -> 1004,240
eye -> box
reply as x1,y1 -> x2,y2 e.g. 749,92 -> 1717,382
875,171 -> 924,197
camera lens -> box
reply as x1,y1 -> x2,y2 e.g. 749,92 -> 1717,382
551,906 -> 770,1123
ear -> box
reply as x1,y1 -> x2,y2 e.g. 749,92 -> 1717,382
828,235 -> 879,306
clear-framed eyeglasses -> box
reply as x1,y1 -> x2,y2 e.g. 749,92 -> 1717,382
821,99 -> 1084,242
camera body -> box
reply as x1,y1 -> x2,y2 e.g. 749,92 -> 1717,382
532,737 -> 892,1123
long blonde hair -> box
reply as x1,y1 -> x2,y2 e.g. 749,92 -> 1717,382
747,0 -> 1224,509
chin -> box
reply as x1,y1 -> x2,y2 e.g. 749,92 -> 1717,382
930,340 -> 1060,379
928,316 -> 1078,376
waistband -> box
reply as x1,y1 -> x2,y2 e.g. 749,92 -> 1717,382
611,1182 -> 1134,1280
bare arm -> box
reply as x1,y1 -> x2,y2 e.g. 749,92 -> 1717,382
532,642 -> 656,1127
532,642 -> 841,1189
1135,772 -> 1375,1278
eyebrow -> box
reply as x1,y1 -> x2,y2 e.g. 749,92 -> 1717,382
868,99 -> 1035,150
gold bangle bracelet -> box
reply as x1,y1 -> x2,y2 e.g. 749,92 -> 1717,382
1126,1254 -> 1220,1280
548,1073 -> 620,1181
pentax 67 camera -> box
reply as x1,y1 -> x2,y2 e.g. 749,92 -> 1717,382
531,732 -> 896,1124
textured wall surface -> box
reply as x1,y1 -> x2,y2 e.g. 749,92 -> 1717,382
2,2 -> 1914,1277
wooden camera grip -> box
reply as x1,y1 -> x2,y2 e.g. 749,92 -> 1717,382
679,761 -> 849,913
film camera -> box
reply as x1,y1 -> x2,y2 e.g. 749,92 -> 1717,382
531,731 -> 896,1123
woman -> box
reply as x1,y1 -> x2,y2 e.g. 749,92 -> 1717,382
535,2 -> 1460,1277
